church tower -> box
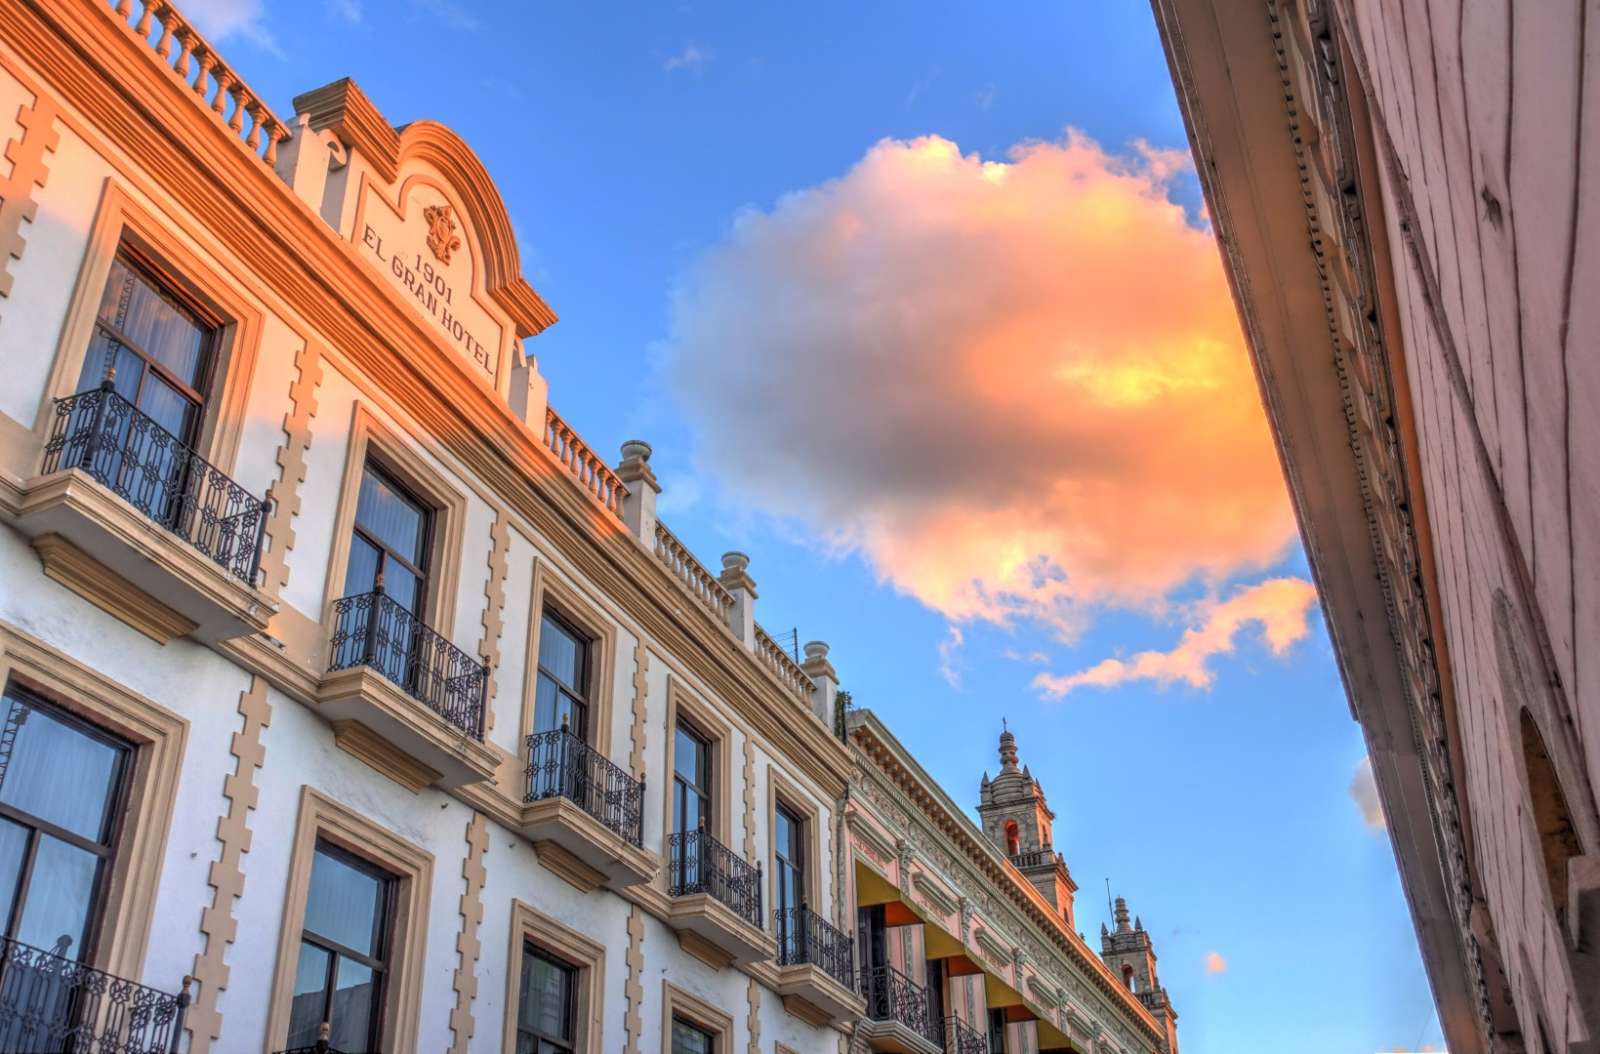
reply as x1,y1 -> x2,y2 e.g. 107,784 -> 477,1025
977,724 -> 1078,927
1101,896 -> 1180,1054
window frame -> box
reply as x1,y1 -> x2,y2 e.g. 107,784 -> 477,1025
265,787 -> 433,1054
532,607 -> 593,740
521,560 -> 617,755
516,943 -> 578,1053
659,680 -> 733,851
287,840 -> 397,1051
0,625 -> 184,985
766,767 -> 824,925
348,460 -> 435,617
659,981 -> 732,1054
502,899 -> 605,1054
320,403 -> 467,638
38,180 -> 262,475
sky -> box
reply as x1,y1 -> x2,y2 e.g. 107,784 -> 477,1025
188,1 -> 1447,1050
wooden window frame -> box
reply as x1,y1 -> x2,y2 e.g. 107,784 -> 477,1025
660,980 -> 733,1054
320,402 -> 466,638
0,624 -> 185,987
767,766 -> 823,918
264,787 -> 432,1054
502,899 -> 605,1054
521,560 -> 616,756
37,179 -> 262,474
661,679 -> 732,850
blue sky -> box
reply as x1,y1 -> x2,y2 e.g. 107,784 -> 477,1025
199,1 -> 1446,1049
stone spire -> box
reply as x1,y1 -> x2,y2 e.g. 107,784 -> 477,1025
1101,894 -> 1179,1054
998,722 -> 1019,772
978,719 -> 1077,926
1114,895 -> 1132,933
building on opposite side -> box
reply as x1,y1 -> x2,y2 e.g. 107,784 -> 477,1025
1149,0 -> 1600,1051
0,2 -> 1178,1053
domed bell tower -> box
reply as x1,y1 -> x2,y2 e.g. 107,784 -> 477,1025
976,723 -> 1078,927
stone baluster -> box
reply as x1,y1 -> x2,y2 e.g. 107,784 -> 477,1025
719,552 -> 757,648
616,440 -> 659,547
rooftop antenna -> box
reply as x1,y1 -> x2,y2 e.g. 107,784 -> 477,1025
1105,878 -> 1114,921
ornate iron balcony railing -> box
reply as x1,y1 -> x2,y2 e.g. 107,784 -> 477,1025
860,964 -> 943,1048
774,906 -> 855,992
944,1014 -> 986,1054
329,588 -> 487,739
668,829 -> 763,931
0,934 -> 190,1054
524,728 -> 645,847
43,384 -> 269,586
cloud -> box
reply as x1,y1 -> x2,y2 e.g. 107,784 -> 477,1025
976,84 -> 998,112
664,45 -> 708,74
1351,756 -> 1386,830
330,0 -> 362,23
665,132 -> 1294,644
1204,951 -> 1227,974
937,625 -> 965,688
1002,648 -> 1051,665
411,0 -> 478,32
178,0 -> 280,52
1031,577 -> 1318,698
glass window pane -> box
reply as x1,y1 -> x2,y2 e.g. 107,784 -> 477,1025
329,957 -> 378,1050
111,262 -> 207,388
519,948 -> 574,1040
95,257 -> 135,327
0,703 -> 125,844
533,674 -> 562,735
355,469 -> 428,567
0,818 -> 29,934
286,941 -> 333,1046
304,846 -> 387,958
14,835 -> 97,960
672,1018 -> 713,1054
673,726 -> 704,787
537,616 -> 584,691
134,375 -> 198,444
381,562 -> 421,616
344,535 -> 381,597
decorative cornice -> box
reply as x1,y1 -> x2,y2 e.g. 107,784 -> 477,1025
910,871 -> 957,917
186,677 -> 271,1052
845,811 -> 895,865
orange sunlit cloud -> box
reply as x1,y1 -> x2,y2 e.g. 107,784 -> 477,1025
1032,577 -> 1319,698
667,130 -> 1295,638
1204,951 -> 1228,975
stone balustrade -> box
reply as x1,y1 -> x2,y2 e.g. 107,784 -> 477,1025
755,622 -> 815,702
653,522 -> 735,622
104,0 -> 290,166
543,407 -> 627,518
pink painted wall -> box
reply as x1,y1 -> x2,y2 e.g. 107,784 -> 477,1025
1341,0 -> 1599,1045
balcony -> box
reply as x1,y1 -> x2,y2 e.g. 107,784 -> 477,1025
943,1015 -> 986,1054
858,964 -> 943,1054
521,728 -> 656,891
773,906 -> 864,1027
0,935 -> 190,1054
664,829 -> 772,967
315,588 -> 498,790
9,386 -> 273,642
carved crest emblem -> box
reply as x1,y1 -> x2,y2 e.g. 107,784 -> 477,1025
423,204 -> 461,264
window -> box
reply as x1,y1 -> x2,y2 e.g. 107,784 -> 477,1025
534,612 -> 590,739
75,251 -> 217,446
672,722 -> 711,837
1003,820 -> 1020,857
671,1017 -> 715,1054
774,802 -> 805,915
345,463 -> 432,617
517,945 -> 577,1054
0,685 -> 130,963
987,1007 -> 1007,1054
285,842 -> 394,1051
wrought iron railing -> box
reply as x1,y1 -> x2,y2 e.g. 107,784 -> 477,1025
860,964 -> 942,1048
43,384 -> 269,586
524,728 -> 645,847
0,935 -> 190,1054
329,587 -> 487,739
668,829 -> 763,931
775,906 -> 855,991
944,1014 -> 986,1054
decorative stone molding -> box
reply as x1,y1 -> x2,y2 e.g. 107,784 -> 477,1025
974,926 -> 1011,970
0,88 -> 59,300
31,534 -> 197,643
745,979 -> 762,1054
476,512 -> 508,733
624,905 -> 644,1054
628,640 -> 649,778
261,341 -> 323,599
186,677 -> 271,1053
447,811 -> 487,1054
910,871 -> 957,917
846,812 -> 894,866
742,734 -> 757,860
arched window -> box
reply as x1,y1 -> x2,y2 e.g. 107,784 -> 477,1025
1121,964 -> 1135,991
1520,708 -> 1583,928
1003,820 -> 1020,857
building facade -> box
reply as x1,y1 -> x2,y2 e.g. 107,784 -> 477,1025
1149,1 -> 1600,1051
0,3 -> 1179,1054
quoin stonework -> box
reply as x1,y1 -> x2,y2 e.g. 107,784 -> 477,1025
1151,0 -> 1600,1051
0,3 -> 1175,1053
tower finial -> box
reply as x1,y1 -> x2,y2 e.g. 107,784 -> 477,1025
1114,895 -> 1132,932
998,722 -> 1019,772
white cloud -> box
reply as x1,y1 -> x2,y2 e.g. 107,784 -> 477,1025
1351,755 -> 1386,831
411,0 -> 479,32
665,132 -> 1295,650
937,625 -> 965,688
178,0 -> 280,53
664,45 -> 708,75
330,0 -> 362,24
